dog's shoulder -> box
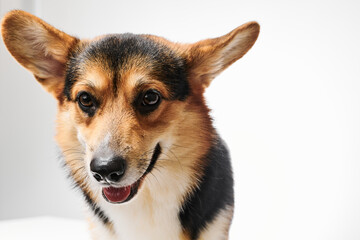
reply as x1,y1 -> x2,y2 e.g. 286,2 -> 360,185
179,135 -> 234,239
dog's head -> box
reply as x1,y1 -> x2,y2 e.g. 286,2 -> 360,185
2,10 -> 259,204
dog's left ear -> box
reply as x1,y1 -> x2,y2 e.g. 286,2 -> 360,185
1,10 -> 78,98
184,22 -> 260,91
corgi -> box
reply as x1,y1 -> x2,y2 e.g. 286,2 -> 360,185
1,10 -> 259,240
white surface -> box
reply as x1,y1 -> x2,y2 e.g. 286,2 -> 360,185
1,0 -> 360,240
0,217 -> 90,240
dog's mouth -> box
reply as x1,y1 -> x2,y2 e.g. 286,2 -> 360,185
102,143 -> 161,204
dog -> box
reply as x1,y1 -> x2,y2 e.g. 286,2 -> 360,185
1,10 -> 259,240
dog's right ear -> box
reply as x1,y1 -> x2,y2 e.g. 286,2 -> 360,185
183,22 -> 260,93
1,10 -> 78,98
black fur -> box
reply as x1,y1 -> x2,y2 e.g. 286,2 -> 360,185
57,149 -> 111,226
64,34 -> 189,101
179,136 -> 234,240
83,191 -> 111,225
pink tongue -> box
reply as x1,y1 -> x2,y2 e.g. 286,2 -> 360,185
103,186 -> 131,203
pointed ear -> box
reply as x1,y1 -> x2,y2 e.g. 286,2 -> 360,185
184,22 -> 260,90
1,10 -> 78,98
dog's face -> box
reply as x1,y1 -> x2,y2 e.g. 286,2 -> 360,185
2,10 -> 259,204
63,34 -> 192,203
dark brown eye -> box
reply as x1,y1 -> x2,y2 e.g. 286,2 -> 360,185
79,92 -> 94,108
137,89 -> 162,115
142,90 -> 160,106
77,91 -> 97,116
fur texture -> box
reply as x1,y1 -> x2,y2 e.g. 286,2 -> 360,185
1,10 -> 259,240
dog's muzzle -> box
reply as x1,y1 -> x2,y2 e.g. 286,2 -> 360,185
90,143 -> 162,204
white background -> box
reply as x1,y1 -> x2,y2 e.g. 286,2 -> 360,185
1,0 -> 360,239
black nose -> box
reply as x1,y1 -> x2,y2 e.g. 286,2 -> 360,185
90,156 -> 126,183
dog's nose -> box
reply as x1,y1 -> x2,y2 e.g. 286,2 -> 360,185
90,156 -> 126,183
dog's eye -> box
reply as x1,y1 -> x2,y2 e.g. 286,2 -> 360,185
137,89 -> 162,115
77,91 -> 97,116
79,92 -> 93,107
142,90 -> 160,106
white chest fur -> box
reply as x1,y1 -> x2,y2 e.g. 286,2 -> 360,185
108,200 -> 181,240
94,180 -> 187,240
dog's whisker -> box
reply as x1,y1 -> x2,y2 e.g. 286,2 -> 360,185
72,166 -> 86,176
148,171 -> 161,187
61,148 -> 85,153
158,149 -> 184,172
170,144 -> 190,149
64,154 -> 85,158
66,158 -> 85,164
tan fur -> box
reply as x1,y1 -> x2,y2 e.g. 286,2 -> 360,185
87,216 -> 116,240
198,206 -> 234,240
2,10 -> 259,240
184,22 -> 259,91
1,10 -> 78,97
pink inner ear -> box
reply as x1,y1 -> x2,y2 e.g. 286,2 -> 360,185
185,22 -> 260,90
32,53 -> 66,79
19,31 -> 66,79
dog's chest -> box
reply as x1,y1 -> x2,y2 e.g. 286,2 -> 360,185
101,195 -> 183,240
